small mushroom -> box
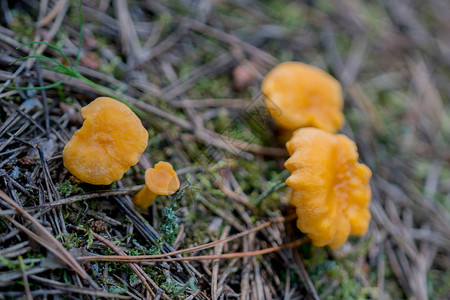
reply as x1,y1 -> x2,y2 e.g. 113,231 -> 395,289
285,127 -> 371,249
262,61 -> 344,133
63,97 -> 148,185
133,161 -> 180,209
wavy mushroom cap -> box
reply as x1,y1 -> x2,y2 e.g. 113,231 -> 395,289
285,128 -> 371,249
63,97 -> 148,185
262,61 -> 344,133
145,161 -> 180,195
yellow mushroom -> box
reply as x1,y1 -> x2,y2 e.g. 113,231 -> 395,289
262,61 -> 344,133
63,97 -> 148,185
133,161 -> 180,209
285,127 -> 372,249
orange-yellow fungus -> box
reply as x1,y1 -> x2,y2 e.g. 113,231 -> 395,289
285,128 -> 371,249
63,97 -> 148,185
262,61 -> 344,133
133,161 -> 180,209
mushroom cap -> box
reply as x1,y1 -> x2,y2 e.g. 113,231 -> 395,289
285,127 -> 371,249
145,161 -> 180,195
63,97 -> 148,185
262,61 -> 344,133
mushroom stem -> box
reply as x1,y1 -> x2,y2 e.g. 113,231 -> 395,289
132,162 -> 180,210
132,187 -> 157,209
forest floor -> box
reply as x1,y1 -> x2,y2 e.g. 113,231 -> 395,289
0,0 -> 449,299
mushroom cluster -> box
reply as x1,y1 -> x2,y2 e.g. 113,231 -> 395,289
262,61 -> 372,249
63,97 -> 180,210
63,97 -> 148,185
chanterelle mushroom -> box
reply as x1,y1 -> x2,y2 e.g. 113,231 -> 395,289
133,161 -> 180,209
285,127 -> 372,249
262,61 -> 344,133
63,97 -> 148,185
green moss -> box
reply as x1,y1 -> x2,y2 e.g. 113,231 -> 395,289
155,12 -> 174,36
144,266 -> 167,286
214,112 -> 265,146
189,75 -> 232,98
428,268 -> 450,299
98,56 -> 123,78
0,256 -> 18,270
56,232 -> 82,249
161,278 -> 196,299
56,180 -> 84,197
314,0 -> 335,14
10,12 -> 34,41
178,61 -> 196,78
262,1 -> 306,28
301,247 -> 379,299
160,204 -> 179,245
361,2 -> 387,36
166,0 -> 190,16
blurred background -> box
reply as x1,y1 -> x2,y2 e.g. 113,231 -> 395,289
0,0 -> 449,299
